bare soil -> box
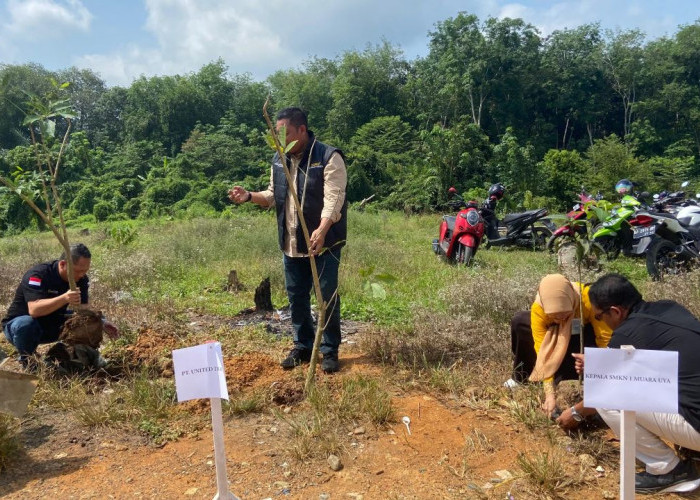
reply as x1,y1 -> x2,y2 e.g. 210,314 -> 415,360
0,315 -> 692,499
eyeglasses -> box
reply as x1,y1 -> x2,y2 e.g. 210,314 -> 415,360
594,307 -> 612,321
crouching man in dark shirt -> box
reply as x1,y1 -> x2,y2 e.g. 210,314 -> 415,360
2,243 -> 118,368
558,273 -> 700,494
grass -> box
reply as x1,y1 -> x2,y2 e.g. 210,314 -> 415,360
0,415 -> 21,471
277,373 -> 394,460
517,449 -> 578,496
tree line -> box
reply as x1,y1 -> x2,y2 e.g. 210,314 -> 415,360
1,12 -> 700,234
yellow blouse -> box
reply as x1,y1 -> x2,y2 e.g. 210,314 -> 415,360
530,282 -> 612,382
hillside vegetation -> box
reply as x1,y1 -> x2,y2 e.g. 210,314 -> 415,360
2,13 -> 700,235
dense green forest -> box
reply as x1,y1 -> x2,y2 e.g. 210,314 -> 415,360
1,12 -> 700,234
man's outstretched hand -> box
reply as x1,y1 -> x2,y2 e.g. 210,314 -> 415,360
228,186 -> 250,204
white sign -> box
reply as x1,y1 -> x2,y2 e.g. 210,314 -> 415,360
583,347 -> 678,413
173,342 -> 229,402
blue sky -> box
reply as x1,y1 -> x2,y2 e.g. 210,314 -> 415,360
1,0 -> 698,87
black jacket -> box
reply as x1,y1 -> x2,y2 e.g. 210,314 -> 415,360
609,300 -> 700,432
272,131 -> 347,254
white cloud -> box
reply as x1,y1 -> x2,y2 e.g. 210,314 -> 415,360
75,0 -> 500,86
54,0 -> 700,86
77,0 -> 296,86
5,0 -> 92,34
498,3 -> 531,21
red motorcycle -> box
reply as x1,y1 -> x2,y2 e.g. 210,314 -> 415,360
546,189 -> 601,251
432,187 -> 486,266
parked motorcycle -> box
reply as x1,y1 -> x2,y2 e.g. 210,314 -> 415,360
629,182 -> 700,278
546,189 -> 603,252
590,179 -> 650,259
481,183 -> 554,250
432,187 -> 486,266
628,209 -> 700,279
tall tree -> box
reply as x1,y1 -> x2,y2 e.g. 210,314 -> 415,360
602,29 -> 646,139
540,24 -> 608,149
327,41 -> 409,142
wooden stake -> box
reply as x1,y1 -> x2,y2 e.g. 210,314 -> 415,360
210,397 -> 239,500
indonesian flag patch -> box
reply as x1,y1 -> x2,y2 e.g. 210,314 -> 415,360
28,276 -> 42,287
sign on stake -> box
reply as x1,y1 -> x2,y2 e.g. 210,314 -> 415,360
173,342 -> 240,500
584,346 -> 679,500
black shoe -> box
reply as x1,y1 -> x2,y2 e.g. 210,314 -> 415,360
280,348 -> 311,369
636,459 -> 700,494
19,355 -> 41,374
321,353 -> 340,374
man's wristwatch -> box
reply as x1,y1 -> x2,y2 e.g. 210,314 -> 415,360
246,191 -> 252,202
570,406 -> 584,422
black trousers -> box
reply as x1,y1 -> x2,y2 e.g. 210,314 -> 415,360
510,310 -> 597,384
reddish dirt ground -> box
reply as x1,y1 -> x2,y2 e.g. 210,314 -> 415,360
4,311 -> 691,499
0,348 -> 631,500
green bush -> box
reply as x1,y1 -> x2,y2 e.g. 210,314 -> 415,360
93,201 -> 114,222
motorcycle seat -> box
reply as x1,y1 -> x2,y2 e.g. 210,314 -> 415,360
503,209 -> 547,224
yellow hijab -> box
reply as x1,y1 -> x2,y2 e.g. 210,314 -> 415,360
529,274 -> 581,382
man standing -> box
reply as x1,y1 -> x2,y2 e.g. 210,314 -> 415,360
229,107 -> 347,373
558,273 -> 700,494
2,243 -> 118,368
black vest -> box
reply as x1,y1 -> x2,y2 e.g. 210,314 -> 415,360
272,132 -> 347,254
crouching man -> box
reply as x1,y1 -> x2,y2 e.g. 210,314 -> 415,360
2,243 -> 119,370
557,273 -> 700,494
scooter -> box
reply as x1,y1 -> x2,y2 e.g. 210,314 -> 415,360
481,184 -> 554,250
432,187 -> 486,266
628,182 -> 700,278
628,209 -> 700,279
590,193 -> 645,259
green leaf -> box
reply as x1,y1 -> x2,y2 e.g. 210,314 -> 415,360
284,140 -> 298,153
370,282 -> 387,300
22,114 -> 41,126
358,266 -> 374,278
374,273 -> 397,283
43,119 -> 55,138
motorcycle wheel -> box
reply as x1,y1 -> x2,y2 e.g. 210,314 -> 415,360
646,239 -> 689,280
545,233 -> 572,253
532,227 -> 552,251
457,244 -> 475,267
593,235 -> 621,260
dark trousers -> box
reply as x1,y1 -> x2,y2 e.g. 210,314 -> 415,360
510,310 -> 596,383
283,248 -> 341,355
3,315 -> 56,360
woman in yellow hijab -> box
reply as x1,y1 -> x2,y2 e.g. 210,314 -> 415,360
507,274 -> 612,418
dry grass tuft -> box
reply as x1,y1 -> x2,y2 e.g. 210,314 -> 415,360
517,448 -> 579,496
276,373 -> 394,461
362,312 -> 510,370
641,270 -> 700,318
0,415 -> 21,471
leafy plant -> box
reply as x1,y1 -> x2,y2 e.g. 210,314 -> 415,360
0,79 -> 80,288
108,224 -> 139,246
358,265 -> 397,300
